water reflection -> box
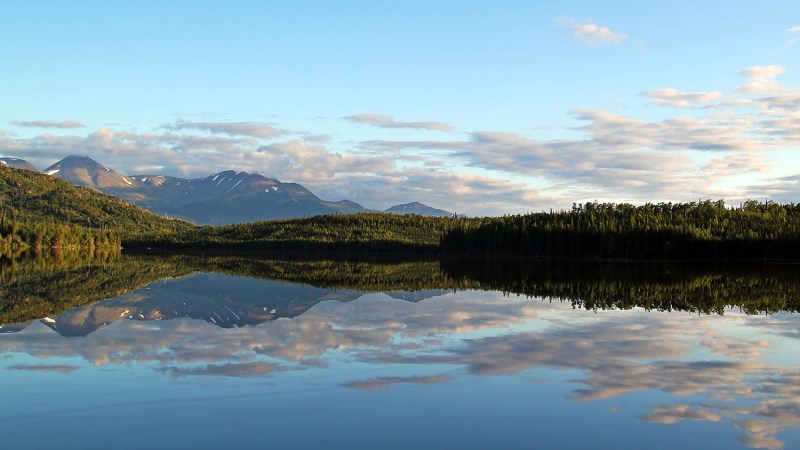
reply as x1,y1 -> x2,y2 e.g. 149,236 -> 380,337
2,255 -> 800,449
3,254 -> 800,328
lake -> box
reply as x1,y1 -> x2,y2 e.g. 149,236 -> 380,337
1,254 -> 799,449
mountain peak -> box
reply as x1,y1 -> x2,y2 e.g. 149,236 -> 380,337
61,155 -> 97,162
44,155 -> 132,189
55,155 -> 106,169
46,155 -> 105,172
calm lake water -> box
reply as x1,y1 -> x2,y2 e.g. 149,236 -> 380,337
1,254 -> 800,449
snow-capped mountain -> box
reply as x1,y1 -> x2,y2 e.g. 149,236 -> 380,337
111,169 -> 368,224
42,155 -> 133,189
41,156 -> 368,224
24,154 -> 452,224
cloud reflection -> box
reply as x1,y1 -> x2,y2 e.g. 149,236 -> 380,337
7,364 -> 81,373
159,361 -> 282,378
2,285 -> 800,448
341,374 -> 452,391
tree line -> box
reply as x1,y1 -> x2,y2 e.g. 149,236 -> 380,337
440,200 -> 800,260
1,213 -> 122,254
124,213 -> 454,255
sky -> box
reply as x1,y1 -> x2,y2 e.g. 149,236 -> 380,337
1,0 -> 799,215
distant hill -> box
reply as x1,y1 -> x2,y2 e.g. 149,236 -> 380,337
42,156 -> 369,224
0,157 -> 37,171
386,202 -> 452,217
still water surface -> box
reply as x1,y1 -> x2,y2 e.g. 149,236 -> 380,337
1,255 -> 799,449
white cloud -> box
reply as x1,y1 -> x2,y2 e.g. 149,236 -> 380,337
12,120 -> 85,129
557,17 -> 628,45
254,139 -> 391,184
745,175 -> 800,203
737,65 -> 785,94
344,113 -> 455,132
643,88 -> 724,108
165,120 -> 284,139
571,109 -> 763,152
702,153 -> 771,182
361,104 -> 768,205
773,26 -> 800,51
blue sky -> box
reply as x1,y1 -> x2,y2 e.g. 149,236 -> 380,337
2,1 -> 799,214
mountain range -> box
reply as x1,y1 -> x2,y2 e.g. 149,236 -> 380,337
5,155 -> 451,224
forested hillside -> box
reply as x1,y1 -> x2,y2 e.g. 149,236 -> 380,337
0,165 -> 191,252
127,213 -> 456,254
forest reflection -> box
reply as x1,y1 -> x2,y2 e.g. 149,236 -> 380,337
2,252 -> 800,326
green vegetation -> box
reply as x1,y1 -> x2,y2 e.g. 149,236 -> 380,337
127,213 -> 453,254
0,165 -> 191,252
441,201 -> 800,260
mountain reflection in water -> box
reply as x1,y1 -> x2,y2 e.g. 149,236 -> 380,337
1,254 -> 800,450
